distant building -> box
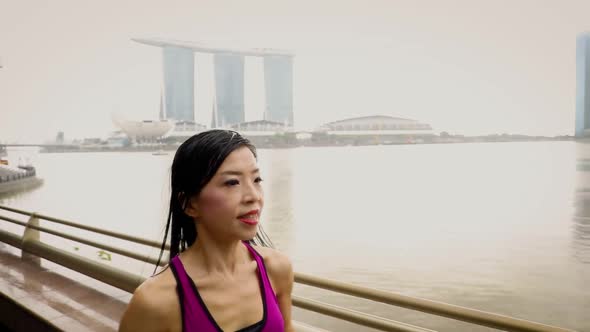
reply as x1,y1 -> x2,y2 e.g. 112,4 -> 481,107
112,118 -> 173,143
166,120 -> 208,141
106,132 -> 130,148
264,56 -> 294,126
162,47 -> 195,122
320,115 -> 433,134
230,120 -> 289,136
213,54 -> 245,127
55,132 -> 64,144
132,38 -> 295,129
314,115 -> 434,145
577,33 -> 590,137
82,138 -> 103,146
173,120 -> 207,133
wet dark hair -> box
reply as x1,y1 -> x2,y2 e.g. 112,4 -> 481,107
155,130 -> 273,270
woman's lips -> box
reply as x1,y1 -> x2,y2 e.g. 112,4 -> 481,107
238,217 -> 258,225
238,210 -> 259,225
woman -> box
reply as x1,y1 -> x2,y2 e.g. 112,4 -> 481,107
119,130 -> 294,332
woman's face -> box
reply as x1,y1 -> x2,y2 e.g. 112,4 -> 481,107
188,146 -> 264,240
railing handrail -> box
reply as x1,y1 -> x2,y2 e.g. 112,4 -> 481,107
294,274 -> 570,332
0,214 -> 166,266
0,205 -> 578,332
0,204 -> 169,250
292,296 -> 436,332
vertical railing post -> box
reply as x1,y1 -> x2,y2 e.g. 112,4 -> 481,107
21,213 -> 41,266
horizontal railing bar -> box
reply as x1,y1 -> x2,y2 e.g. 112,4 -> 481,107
0,205 -> 170,250
292,295 -> 436,332
0,214 -> 167,266
0,229 -> 23,249
22,239 -> 144,293
294,274 -> 574,332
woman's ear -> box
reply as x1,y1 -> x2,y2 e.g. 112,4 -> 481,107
183,196 -> 200,218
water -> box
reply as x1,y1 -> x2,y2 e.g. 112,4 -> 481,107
1,142 -> 588,331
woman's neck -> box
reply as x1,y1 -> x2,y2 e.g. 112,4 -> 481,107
184,229 -> 250,276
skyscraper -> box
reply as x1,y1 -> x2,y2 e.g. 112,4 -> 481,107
264,55 -> 294,126
162,46 -> 195,122
213,54 -> 245,127
577,33 -> 590,137
132,38 -> 293,128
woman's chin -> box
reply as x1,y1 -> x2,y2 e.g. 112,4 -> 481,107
239,229 -> 259,241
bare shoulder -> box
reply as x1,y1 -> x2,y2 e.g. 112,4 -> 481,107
119,267 -> 180,332
253,245 -> 292,274
252,245 -> 294,295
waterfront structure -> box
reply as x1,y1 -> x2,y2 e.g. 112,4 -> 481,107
230,120 -> 289,136
577,33 -> 590,137
105,131 -> 130,148
227,120 -> 293,147
111,117 -> 173,143
165,120 -> 208,142
319,115 -> 433,134
315,115 -> 435,145
132,38 -> 294,128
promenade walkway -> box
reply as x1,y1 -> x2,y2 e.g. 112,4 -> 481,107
0,243 -> 128,331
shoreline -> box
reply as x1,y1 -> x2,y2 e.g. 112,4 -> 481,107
38,136 -> 575,153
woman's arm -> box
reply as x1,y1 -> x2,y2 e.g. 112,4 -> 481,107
278,260 -> 295,331
264,249 -> 295,332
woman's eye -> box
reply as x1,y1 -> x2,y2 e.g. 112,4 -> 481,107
225,179 -> 240,186
254,177 -> 263,183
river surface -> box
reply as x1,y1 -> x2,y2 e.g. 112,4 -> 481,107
1,141 -> 588,331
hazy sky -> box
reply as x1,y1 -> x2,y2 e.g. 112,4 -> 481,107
1,0 -> 589,143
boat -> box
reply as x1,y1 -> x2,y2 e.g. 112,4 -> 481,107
0,146 -> 43,194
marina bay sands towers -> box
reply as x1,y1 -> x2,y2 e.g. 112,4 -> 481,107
214,54 -> 245,126
162,46 -> 195,123
133,38 -> 294,128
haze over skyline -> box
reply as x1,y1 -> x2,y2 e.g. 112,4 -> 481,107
1,0 -> 589,143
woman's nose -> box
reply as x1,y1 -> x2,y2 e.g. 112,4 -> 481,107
243,182 -> 262,203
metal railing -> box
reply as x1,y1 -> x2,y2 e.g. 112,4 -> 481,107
0,205 -> 577,332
